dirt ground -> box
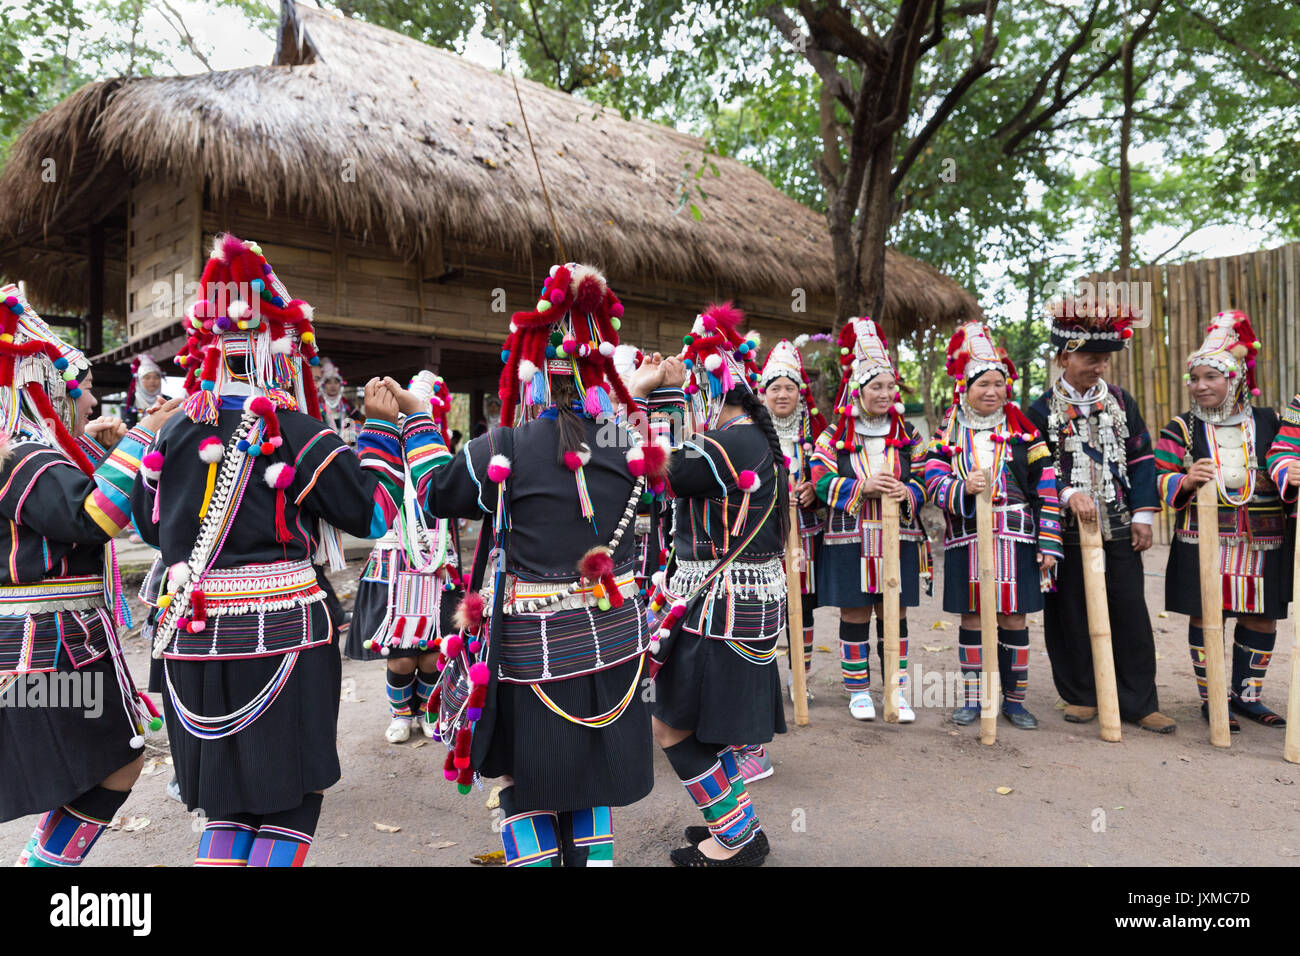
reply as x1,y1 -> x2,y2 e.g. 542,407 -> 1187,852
4,541 -> 1300,867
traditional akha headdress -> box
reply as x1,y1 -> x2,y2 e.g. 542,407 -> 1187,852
680,302 -> 761,429
175,234 -> 322,426
498,263 -> 632,425
0,284 -> 94,472
759,337 -> 827,439
317,357 -> 344,386
940,319 -> 1038,443
1186,309 -> 1261,412
825,316 -> 909,453
1047,296 -> 1138,353
125,352 -> 163,416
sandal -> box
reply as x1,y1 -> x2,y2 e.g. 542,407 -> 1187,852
1229,696 -> 1286,727
670,830 -> 769,867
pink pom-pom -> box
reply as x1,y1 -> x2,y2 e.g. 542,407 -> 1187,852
486,454 -> 511,482
248,395 -> 274,417
701,316 -> 717,332
443,634 -> 463,658
549,288 -> 565,305
190,621 -> 206,633
626,446 -> 646,476
469,662 -> 490,686
610,302 -> 624,317
143,451 -> 164,471
564,450 -> 584,470
468,640 -> 481,653
1251,387 -> 1262,396
444,769 -> 458,781
264,463 -> 294,490
738,469 -> 760,493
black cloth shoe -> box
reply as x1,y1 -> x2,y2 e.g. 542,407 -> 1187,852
1201,701 -> 1241,733
1001,706 -> 1038,730
670,830 -> 769,867
950,706 -> 979,726
1229,696 -> 1285,727
685,825 -> 710,844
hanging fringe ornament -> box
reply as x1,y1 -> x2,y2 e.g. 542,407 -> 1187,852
264,462 -> 296,543
182,347 -> 222,425
197,436 -> 223,518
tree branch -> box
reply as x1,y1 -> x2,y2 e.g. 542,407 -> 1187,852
1175,0 -> 1300,93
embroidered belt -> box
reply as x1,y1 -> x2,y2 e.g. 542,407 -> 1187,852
503,572 -> 639,615
198,560 -> 324,616
0,575 -> 105,616
669,557 -> 786,602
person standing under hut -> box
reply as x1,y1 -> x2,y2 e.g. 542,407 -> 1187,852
924,321 -> 1062,730
639,302 -> 787,868
0,285 -> 181,867
1026,298 -> 1175,733
811,316 -> 929,723
131,234 -> 413,868
121,353 -> 173,430
347,372 -> 464,744
1157,311 -> 1289,730
389,263 -> 656,868
315,357 -> 358,446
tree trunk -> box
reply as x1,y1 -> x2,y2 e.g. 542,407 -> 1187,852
855,136 -> 897,330
1118,27 -> 1135,270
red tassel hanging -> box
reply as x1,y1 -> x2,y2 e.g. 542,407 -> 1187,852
264,463 -> 295,544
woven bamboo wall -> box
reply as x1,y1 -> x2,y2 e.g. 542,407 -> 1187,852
1082,242 -> 1300,542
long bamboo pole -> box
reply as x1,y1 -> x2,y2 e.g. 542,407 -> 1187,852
881,494 -> 901,723
976,470 -> 998,745
1197,482 -> 1231,747
1284,523 -> 1300,763
1078,513 -> 1122,742
786,500 -> 809,727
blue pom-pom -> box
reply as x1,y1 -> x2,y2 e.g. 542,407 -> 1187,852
9,303 -> 22,315
53,357 -> 68,371
545,345 -> 557,358
683,359 -> 694,370
271,296 -> 284,307
236,439 -> 250,452
67,387 -> 82,399
309,356 -> 320,366
246,445 -> 260,457
500,349 -> 510,362
201,380 -> 215,391
250,279 -> 265,293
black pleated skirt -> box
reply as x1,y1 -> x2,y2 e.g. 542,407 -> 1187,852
161,606 -> 341,818
817,539 -> 922,608
1165,538 -> 1289,620
0,652 -> 140,822
652,629 -> 788,748
477,654 -> 653,814
942,539 -> 1045,615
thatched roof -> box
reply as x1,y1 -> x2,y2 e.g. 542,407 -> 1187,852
0,1 -> 980,331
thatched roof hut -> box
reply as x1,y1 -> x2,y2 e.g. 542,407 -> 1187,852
0,1 -> 979,391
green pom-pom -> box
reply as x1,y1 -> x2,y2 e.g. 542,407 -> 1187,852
611,317 -> 622,330
598,597 -> 611,611
148,716 -> 163,732
550,330 -> 563,345
683,334 -> 694,345
457,783 -> 472,795
640,491 -> 653,504
840,346 -> 849,356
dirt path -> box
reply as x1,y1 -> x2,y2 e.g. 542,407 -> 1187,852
5,543 -> 1299,867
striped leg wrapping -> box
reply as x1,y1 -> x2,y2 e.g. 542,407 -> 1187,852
567,806 -> 614,866
997,628 -> 1030,703
196,819 -> 257,867
15,813 -> 49,867
27,806 -> 113,867
1232,627 -> 1276,703
248,825 -> 314,867
840,640 -> 871,692
501,811 -> 560,867
958,628 -> 983,707
1188,624 -> 1209,702
386,668 -> 417,718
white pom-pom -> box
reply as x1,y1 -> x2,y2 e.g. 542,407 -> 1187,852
651,570 -> 665,588
626,445 -> 644,462
894,402 -> 906,415
649,640 -> 661,654
704,354 -> 722,372
198,442 -> 224,464
298,303 -> 313,321
549,264 -> 560,277
509,321 -> 518,334
129,735 -> 145,749
518,359 -> 538,383
243,395 -> 259,413
270,337 -> 292,354
227,300 -> 250,320
599,341 -> 615,357
168,563 -> 191,588
264,462 -> 290,489
574,443 -> 592,467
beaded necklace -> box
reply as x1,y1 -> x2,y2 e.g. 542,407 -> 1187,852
1203,416 -> 1256,507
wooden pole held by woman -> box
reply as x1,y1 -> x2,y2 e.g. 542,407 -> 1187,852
1284,526 -> 1300,762
881,494 -> 901,723
1078,511 -> 1122,742
1196,482 -> 1231,748
786,501 -> 809,726
975,470 -> 998,745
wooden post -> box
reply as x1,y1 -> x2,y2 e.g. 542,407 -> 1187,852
1197,482 -> 1231,747
785,500 -> 809,727
881,494 -> 901,723
1284,526 -> 1300,763
975,470 -> 998,745
1078,513 -> 1122,742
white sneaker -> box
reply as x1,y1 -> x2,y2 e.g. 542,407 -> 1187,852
419,713 -> 438,739
849,691 -> 875,720
786,673 -> 815,702
896,690 -> 915,723
384,716 -> 412,743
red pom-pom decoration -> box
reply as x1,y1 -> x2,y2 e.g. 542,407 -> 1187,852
469,662 -> 490,686
738,469 -> 761,492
